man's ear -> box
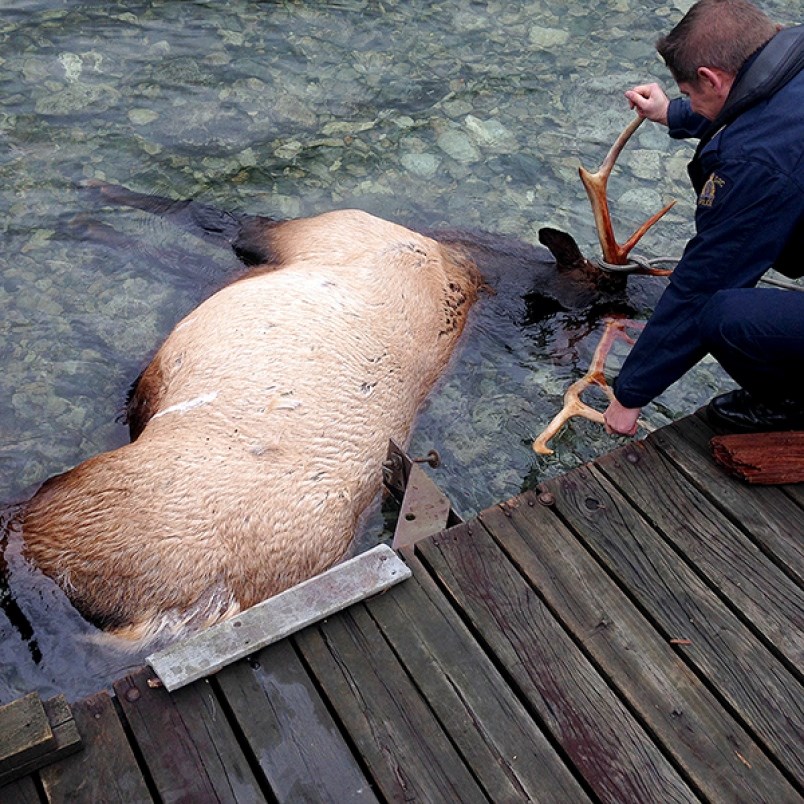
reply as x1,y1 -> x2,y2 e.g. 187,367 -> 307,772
697,66 -> 734,95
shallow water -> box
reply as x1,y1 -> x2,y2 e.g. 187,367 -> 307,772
0,0 -> 795,703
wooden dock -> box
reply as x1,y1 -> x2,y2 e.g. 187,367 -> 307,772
2,411 -> 802,803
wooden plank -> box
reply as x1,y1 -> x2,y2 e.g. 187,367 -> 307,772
0,693 -> 54,773
366,553 -> 592,803
415,523 -> 699,804
295,603 -> 489,804
783,483 -> 804,509
650,412 -> 804,586
38,692 -> 151,803
594,438 -> 804,670
541,464 -> 804,785
113,667 -> 264,803
148,544 -> 411,690
216,639 -> 377,803
479,495 -> 801,803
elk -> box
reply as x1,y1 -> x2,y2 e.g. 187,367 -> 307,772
17,181 -> 630,641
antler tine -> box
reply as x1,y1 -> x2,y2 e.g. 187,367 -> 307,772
579,116 -> 675,265
532,319 -> 645,455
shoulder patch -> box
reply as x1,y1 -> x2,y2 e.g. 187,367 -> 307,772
698,172 -> 726,207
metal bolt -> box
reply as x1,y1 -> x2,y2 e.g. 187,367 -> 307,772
412,449 -> 440,468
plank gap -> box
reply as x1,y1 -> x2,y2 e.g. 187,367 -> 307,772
206,674 -> 281,804
110,691 -> 162,804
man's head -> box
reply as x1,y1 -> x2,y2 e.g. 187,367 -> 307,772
657,0 -> 777,119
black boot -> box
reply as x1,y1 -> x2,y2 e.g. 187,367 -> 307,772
706,389 -> 804,432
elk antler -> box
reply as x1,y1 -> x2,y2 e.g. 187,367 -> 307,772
532,318 -> 647,455
579,116 -> 675,271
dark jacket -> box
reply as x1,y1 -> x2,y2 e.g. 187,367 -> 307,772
613,26 -> 804,409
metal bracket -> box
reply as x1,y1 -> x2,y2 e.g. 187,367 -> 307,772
383,440 -> 461,552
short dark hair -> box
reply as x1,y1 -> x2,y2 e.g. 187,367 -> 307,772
657,0 -> 777,83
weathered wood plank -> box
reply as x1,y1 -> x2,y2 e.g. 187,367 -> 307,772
38,692 -> 151,803
295,603 -> 489,804
649,412 -> 804,586
0,693 -> 54,773
480,494 -> 801,803
415,523 -> 699,804
541,464 -> 804,785
366,552 -> 591,803
114,667 -> 263,803
594,438 -> 803,670
780,479 -> 804,509
216,639 -> 377,803
148,544 -> 410,690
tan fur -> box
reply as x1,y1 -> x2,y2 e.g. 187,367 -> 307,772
22,210 -> 483,639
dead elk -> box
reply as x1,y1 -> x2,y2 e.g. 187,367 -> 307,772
19,187 -> 627,642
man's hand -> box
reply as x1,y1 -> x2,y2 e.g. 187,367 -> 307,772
625,83 -> 670,126
604,399 -> 641,436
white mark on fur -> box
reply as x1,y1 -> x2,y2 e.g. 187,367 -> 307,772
153,391 -> 218,420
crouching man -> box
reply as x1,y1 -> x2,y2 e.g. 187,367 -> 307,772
603,0 -> 804,435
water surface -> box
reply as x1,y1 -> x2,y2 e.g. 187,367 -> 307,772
0,0 -> 794,702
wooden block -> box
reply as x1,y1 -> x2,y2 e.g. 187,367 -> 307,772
148,544 -> 410,691
0,692 -> 54,772
710,431 -> 804,484
0,695 -> 82,788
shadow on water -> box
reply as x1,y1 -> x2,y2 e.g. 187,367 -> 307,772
4,0 -> 790,700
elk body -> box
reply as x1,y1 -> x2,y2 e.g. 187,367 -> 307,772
18,170 -> 649,641
22,203 -> 487,640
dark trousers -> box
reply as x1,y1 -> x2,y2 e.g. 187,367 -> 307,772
699,287 -> 804,402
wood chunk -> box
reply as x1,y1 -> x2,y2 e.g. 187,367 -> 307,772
711,431 -> 804,484
0,693 -> 81,788
0,693 -> 54,772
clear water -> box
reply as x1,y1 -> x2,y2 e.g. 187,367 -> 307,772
0,0 -> 795,703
